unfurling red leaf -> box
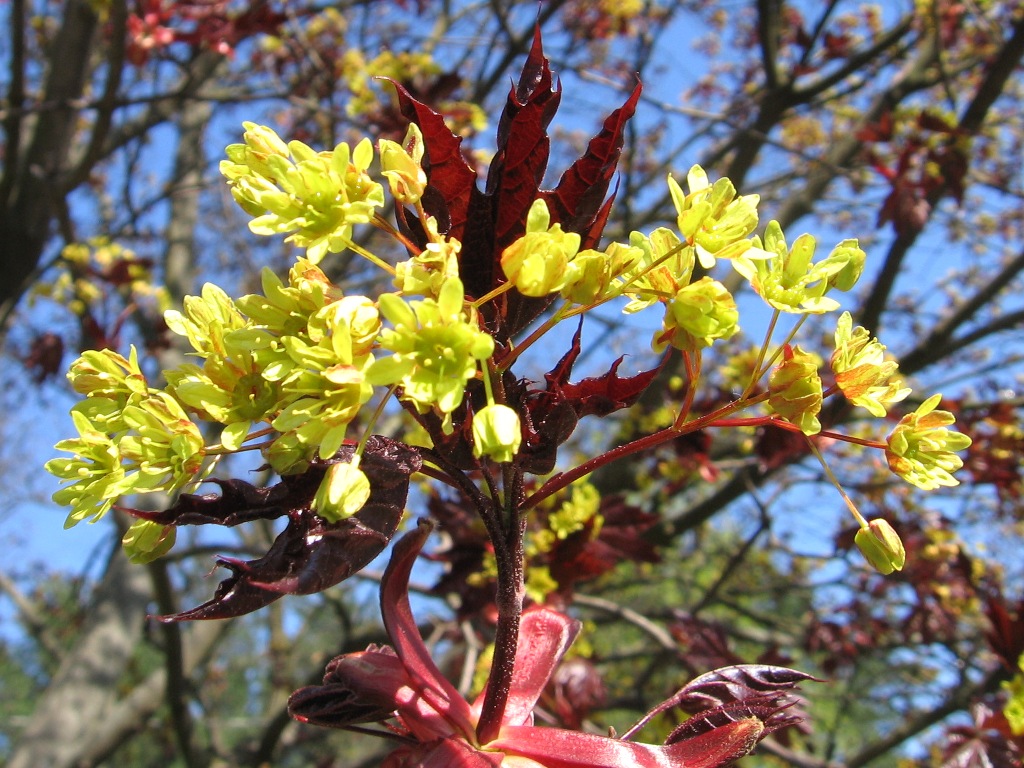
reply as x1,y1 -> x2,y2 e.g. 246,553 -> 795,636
542,321 -> 664,417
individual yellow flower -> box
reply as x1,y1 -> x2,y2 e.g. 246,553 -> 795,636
47,411 -> 128,526
831,312 -> 911,417
500,199 -> 581,297
270,296 -> 380,463
393,217 -> 462,299
769,346 -> 823,435
122,519 -> 177,565
621,228 -> 693,313
653,277 -> 739,353
312,458 -> 371,523
164,283 -> 249,359
886,394 -> 972,490
667,166 -> 762,268
367,277 -> 493,431
237,260 -> 342,338
66,347 -> 148,408
560,241 -> 642,306
732,221 -> 865,313
164,284 -> 280,449
379,123 -> 427,205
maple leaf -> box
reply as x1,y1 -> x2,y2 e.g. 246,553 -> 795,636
392,27 -> 641,339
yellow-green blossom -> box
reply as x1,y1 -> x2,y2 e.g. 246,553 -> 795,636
312,458 -> 371,523
117,392 -> 206,490
48,391 -> 205,528
548,481 -> 602,540
653,277 -> 739,353
67,347 -> 148,401
47,411 -> 129,526
220,122 -> 385,263
622,228 -> 693,313
732,221 -> 865,313
165,284 -> 278,449
855,519 -> 906,575
367,277 -> 493,431
831,312 -> 911,417
500,199 -> 581,297
379,123 -> 427,205
164,283 -> 249,358
667,166 -> 761,268
393,217 -> 462,299
1005,655 -> 1024,736
471,403 -> 522,463
561,241 -> 642,306
769,346 -> 823,435
886,394 -> 972,490
237,260 -> 342,338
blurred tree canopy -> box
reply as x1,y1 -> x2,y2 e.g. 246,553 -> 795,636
2,1 -> 1023,767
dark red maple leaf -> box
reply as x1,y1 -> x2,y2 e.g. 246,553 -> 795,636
391,27 -> 641,340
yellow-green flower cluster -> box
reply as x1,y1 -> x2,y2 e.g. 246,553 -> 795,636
886,394 -> 972,490
266,294 -> 380,468
831,312 -> 911,416
732,221 -> 865,313
46,348 -> 205,528
166,259 -> 380,473
220,122 -> 384,263
46,120 -> 977,571
164,283 -> 268,450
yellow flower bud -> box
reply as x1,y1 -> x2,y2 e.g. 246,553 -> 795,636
123,519 -> 177,565
313,459 -> 371,523
653,277 -> 739,353
379,124 -> 427,205
855,519 -> 906,575
472,404 -> 522,463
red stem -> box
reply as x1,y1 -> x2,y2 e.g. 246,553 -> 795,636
476,463 -> 526,743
